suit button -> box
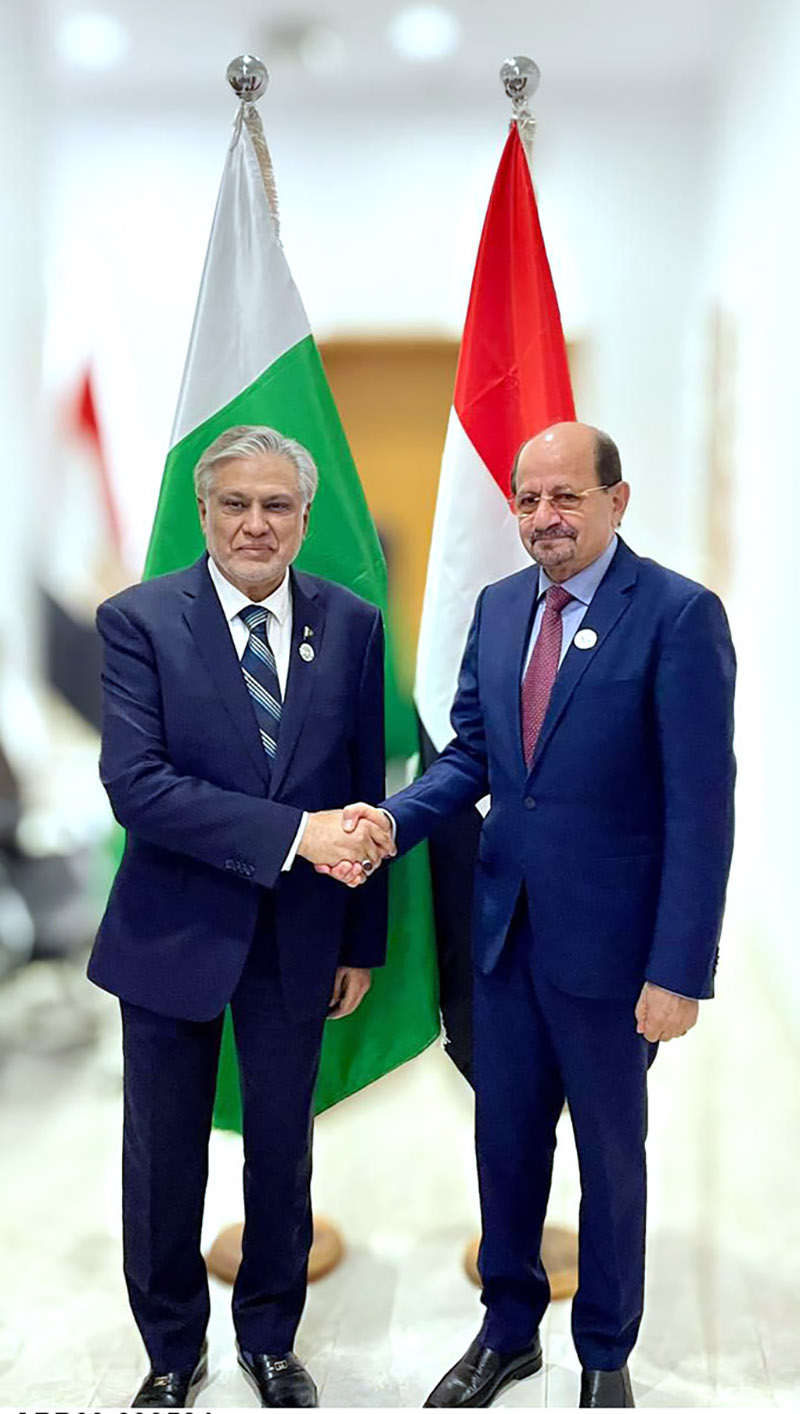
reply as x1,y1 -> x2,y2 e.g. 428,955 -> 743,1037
524,796 -> 536,810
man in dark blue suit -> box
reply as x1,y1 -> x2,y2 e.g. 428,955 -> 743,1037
88,425 -> 395,1408
338,422 -> 736,1409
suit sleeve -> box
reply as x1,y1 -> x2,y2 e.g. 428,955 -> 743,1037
340,609 -> 389,968
383,591 -> 490,856
97,599 -> 302,890
645,589 -> 736,998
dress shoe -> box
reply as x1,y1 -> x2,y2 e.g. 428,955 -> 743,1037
237,1346 -> 318,1407
579,1365 -> 635,1407
424,1332 -> 542,1408
132,1338 -> 208,1407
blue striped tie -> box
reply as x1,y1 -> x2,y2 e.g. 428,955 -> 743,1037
239,605 -> 282,763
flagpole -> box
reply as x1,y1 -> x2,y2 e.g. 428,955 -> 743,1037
462,57 -> 580,1306
204,52 -> 345,1293
499,54 -> 540,165
226,54 -> 281,235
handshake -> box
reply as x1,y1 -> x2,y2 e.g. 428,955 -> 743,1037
296,803 -> 395,887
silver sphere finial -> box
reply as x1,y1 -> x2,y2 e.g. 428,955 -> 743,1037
226,54 -> 269,103
500,55 -> 540,103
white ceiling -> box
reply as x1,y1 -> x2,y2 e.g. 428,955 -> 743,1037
40,0 -> 749,110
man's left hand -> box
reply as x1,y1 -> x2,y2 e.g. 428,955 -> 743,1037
635,981 -> 699,1042
328,966 -> 371,1019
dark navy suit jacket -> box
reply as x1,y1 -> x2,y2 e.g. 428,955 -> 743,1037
388,539 -> 735,1001
88,558 -> 388,1022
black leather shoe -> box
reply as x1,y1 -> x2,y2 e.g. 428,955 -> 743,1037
237,1347 -> 318,1407
424,1333 -> 542,1407
132,1339 -> 208,1407
579,1365 -> 635,1407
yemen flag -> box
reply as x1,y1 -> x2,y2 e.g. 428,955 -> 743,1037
416,123 -> 575,1079
144,104 -> 439,1119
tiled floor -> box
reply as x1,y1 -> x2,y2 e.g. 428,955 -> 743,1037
1,920 -> 798,1409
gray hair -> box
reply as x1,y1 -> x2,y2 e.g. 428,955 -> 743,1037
194,425 -> 319,505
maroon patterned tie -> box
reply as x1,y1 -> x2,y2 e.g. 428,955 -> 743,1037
521,584 -> 573,765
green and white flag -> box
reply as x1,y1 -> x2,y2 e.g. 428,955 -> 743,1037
144,97 -> 439,1118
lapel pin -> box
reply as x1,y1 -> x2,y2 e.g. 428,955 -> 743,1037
299,642 -> 315,662
574,628 -> 598,650
303,625 -> 314,639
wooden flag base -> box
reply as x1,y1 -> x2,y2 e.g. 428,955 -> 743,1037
206,1216 -> 344,1286
464,1224 -> 578,1302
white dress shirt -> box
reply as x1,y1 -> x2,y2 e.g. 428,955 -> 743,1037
207,556 -> 307,870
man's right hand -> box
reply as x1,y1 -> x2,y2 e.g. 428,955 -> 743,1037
297,808 -> 395,871
314,803 -> 395,887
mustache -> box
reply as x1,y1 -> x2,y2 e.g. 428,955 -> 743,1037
532,527 -> 577,542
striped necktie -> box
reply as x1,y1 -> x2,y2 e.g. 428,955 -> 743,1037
239,604 -> 282,762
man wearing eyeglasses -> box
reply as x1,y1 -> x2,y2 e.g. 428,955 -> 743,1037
334,421 -> 736,1408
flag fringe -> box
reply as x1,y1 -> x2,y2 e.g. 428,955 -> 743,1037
232,102 -> 281,237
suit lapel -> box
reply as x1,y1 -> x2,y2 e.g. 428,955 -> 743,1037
182,558 -> 273,790
268,570 -> 324,797
528,540 -> 639,775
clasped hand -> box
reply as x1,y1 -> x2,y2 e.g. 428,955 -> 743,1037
298,804 -> 394,886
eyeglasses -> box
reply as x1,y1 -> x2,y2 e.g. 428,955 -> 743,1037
510,483 -> 620,518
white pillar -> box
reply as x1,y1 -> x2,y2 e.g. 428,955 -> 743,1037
0,1 -> 43,681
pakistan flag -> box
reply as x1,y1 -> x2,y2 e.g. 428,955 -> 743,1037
144,100 -> 439,1119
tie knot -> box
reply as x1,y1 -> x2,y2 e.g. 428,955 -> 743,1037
240,604 -> 269,632
545,585 -> 573,615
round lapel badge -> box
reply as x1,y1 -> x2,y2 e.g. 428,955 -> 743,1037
299,642 -> 315,662
574,628 -> 598,650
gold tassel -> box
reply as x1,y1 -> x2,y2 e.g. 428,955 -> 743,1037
232,100 -> 281,239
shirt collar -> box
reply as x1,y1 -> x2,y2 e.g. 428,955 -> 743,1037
207,555 -> 292,626
537,533 -> 619,607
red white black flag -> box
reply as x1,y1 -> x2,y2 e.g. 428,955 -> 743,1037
416,123 -> 575,1076
42,369 -> 132,728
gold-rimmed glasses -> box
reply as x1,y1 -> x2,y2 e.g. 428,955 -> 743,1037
509,483 -> 620,518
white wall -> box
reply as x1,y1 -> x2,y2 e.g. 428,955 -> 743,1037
702,0 -> 800,1010
46,88 -> 711,572
1,3 -> 44,676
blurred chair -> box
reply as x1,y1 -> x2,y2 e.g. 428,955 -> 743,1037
0,727 -> 105,1060
0,740 -> 35,981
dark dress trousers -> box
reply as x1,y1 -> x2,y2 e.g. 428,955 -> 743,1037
386,538 -> 736,1369
88,557 -> 388,1368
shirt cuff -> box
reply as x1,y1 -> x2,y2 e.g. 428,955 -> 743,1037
380,808 -> 396,841
282,812 -> 309,871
